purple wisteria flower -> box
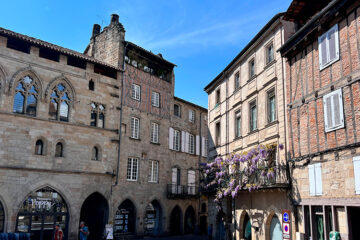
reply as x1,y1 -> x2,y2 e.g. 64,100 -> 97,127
279,144 -> 284,150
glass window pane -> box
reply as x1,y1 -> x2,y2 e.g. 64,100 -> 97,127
13,92 -> 24,113
59,102 -> 69,122
23,76 -> 33,84
26,94 -> 37,116
91,112 -> 97,126
28,85 -> 38,94
17,215 -> 30,232
16,82 -> 25,91
49,99 -> 58,119
57,84 -> 65,91
99,113 -> 105,128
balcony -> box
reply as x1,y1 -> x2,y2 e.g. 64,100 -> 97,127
166,184 -> 199,199
239,165 -> 290,189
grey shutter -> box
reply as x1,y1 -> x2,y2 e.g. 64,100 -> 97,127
328,29 -> 337,61
196,135 -> 200,155
185,132 -> 190,153
169,127 -> 174,150
187,170 -> 196,195
333,93 -> 340,126
353,156 -> 360,194
172,168 -> 177,193
320,35 -> 327,68
181,131 -> 186,152
309,164 -> 316,196
323,95 -> 333,131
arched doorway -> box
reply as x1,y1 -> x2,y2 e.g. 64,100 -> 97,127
270,215 -> 282,240
184,206 -> 195,234
242,213 -> 251,240
170,206 -> 182,235
0,200 -> 4,232
114,199 -> 136,237
216,212 -> 225,240
80,192 -> 109,240
144,200 -> 162,236
16,187 -> 69,240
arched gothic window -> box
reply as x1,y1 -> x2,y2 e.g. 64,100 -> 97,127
13,76 -> 38,116
35,140 -> 44,155
55,142 -> 63,157
90,103 -> 106,128
49,83 -> 71,122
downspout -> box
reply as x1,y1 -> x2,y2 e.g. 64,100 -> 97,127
198,112 -> 202,234
115,41 -> 129,185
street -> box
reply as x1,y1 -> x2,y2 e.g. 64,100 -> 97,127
145,235 -> 208,240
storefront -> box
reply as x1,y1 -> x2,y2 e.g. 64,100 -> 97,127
144,200 -> 162,236
114,199 -> 136,237
15,187 -> 69,240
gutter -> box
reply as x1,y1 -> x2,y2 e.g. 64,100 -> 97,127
115,41 -> 129,185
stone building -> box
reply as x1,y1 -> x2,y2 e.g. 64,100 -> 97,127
0,14 -> 208,240
279,0 -> 360,239
204,14 -> 295,240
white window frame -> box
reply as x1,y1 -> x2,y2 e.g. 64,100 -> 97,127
189,109 -> 195,123
151,91 -> 160,107
151,122 -> 159,143
131,117 -> 140,139
323,88 -> 344,132
127,157 -> 138,181
148,160 -> 159,183
131,84 -> 141,101
353,156 -> 360,194
173,129 -> 180,151
318,24 -> 340,70
308,163 -> 323,196
188,134 -> 195,154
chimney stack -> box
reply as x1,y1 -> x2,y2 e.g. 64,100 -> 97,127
111,14 -> 119,24
92,24 -> 101,38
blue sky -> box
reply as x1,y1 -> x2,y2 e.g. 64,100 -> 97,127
1,0 -> 292,108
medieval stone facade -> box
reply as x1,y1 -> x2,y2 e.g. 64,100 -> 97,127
0,14 -> 208,240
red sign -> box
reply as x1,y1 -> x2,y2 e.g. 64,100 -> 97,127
282,210 -> 291,239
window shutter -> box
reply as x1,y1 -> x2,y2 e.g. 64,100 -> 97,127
315,163 -> 323,195
324,89 -> 344,132
319,35 -> 327,69
328,29 -> 336,61
151,92 -> 155,106
187,170 -> 196,195
353,157 -> 360,194
308,165 -> 316,196
185,132 -> 190,153
169,127 -> 174,150
324,95 -> 333,130
132,84 -> 135,99
196,135 -> 200,155
181,131 -> 186,152
202,137 -> 208,157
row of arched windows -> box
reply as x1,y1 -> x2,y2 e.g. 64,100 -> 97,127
35,139 -> 100,161
13,76 -> 72,122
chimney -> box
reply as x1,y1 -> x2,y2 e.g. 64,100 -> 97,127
111,14 -> 119,24
92,24 -> 101,38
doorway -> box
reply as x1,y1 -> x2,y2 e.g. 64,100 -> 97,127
270,216 -> 282,240
114,199 -> 136,236
184,206 -> 195,234
348,207 -> 360,240
80,192 -> 109,240
144,200 -> 162,236
170,206 -> 182,235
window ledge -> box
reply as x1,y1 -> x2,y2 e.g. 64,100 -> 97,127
126,179 -> 138,182
248,129 -> 259,135
265,120 -> 278,128
233,87 -> 241,94
234,136 -> 243,141
264,60 -> 276,70
129,137 -> 141,141
247,75 -> 257,83
320,58 -> 340,71
150,142 -> 160,145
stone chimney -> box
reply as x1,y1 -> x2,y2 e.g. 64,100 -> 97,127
111,14 -> 119,24
92,24 -> 101,38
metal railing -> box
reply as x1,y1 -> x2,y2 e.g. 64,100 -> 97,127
166,184 -> 199,199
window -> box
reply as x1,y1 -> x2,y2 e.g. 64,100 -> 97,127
216,122 -> 221,146
90,103 -> 106,128
188,134 -> 195,154
174,104 -> 181,117
189,109 -> 195,123
318,24 -> 339,70
35,140 -> 44,155
151,122 -> 159,143
127,157 -> 138,181
249,58 -> 255,78
266,43 -> 274,64
49,83 -> 71,122
13,76 -> 38,116
249,100 -> 257,132
234,72 -> 240,90
308,163 -> 322,196
55,142 -> 63,157
174,129 -> 180,151
172,167 -> 181,194
353,156 -> 360,194
267,89 -> 276,123
202,137 -> 208,157
89,80 -> 95,91
323,88 -> 344,132
92,146 -> 99,160
131,84 -> 140,101
235,110 -> 241,138
151,91 -> 160,107
148,160 -> 159,183
131,117 -> 140,139
216,89 -> 220,104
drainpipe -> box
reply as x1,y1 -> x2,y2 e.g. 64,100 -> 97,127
198,112 -> 202,234
115,41 -> 129,185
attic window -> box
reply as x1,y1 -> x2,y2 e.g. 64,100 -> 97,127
7,37 -> 31,54
67,56 -> 86,69
94,64 -> 117,79
39,47 -> 60,62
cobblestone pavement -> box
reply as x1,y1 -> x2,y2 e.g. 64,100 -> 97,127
144,234 -> 208,240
